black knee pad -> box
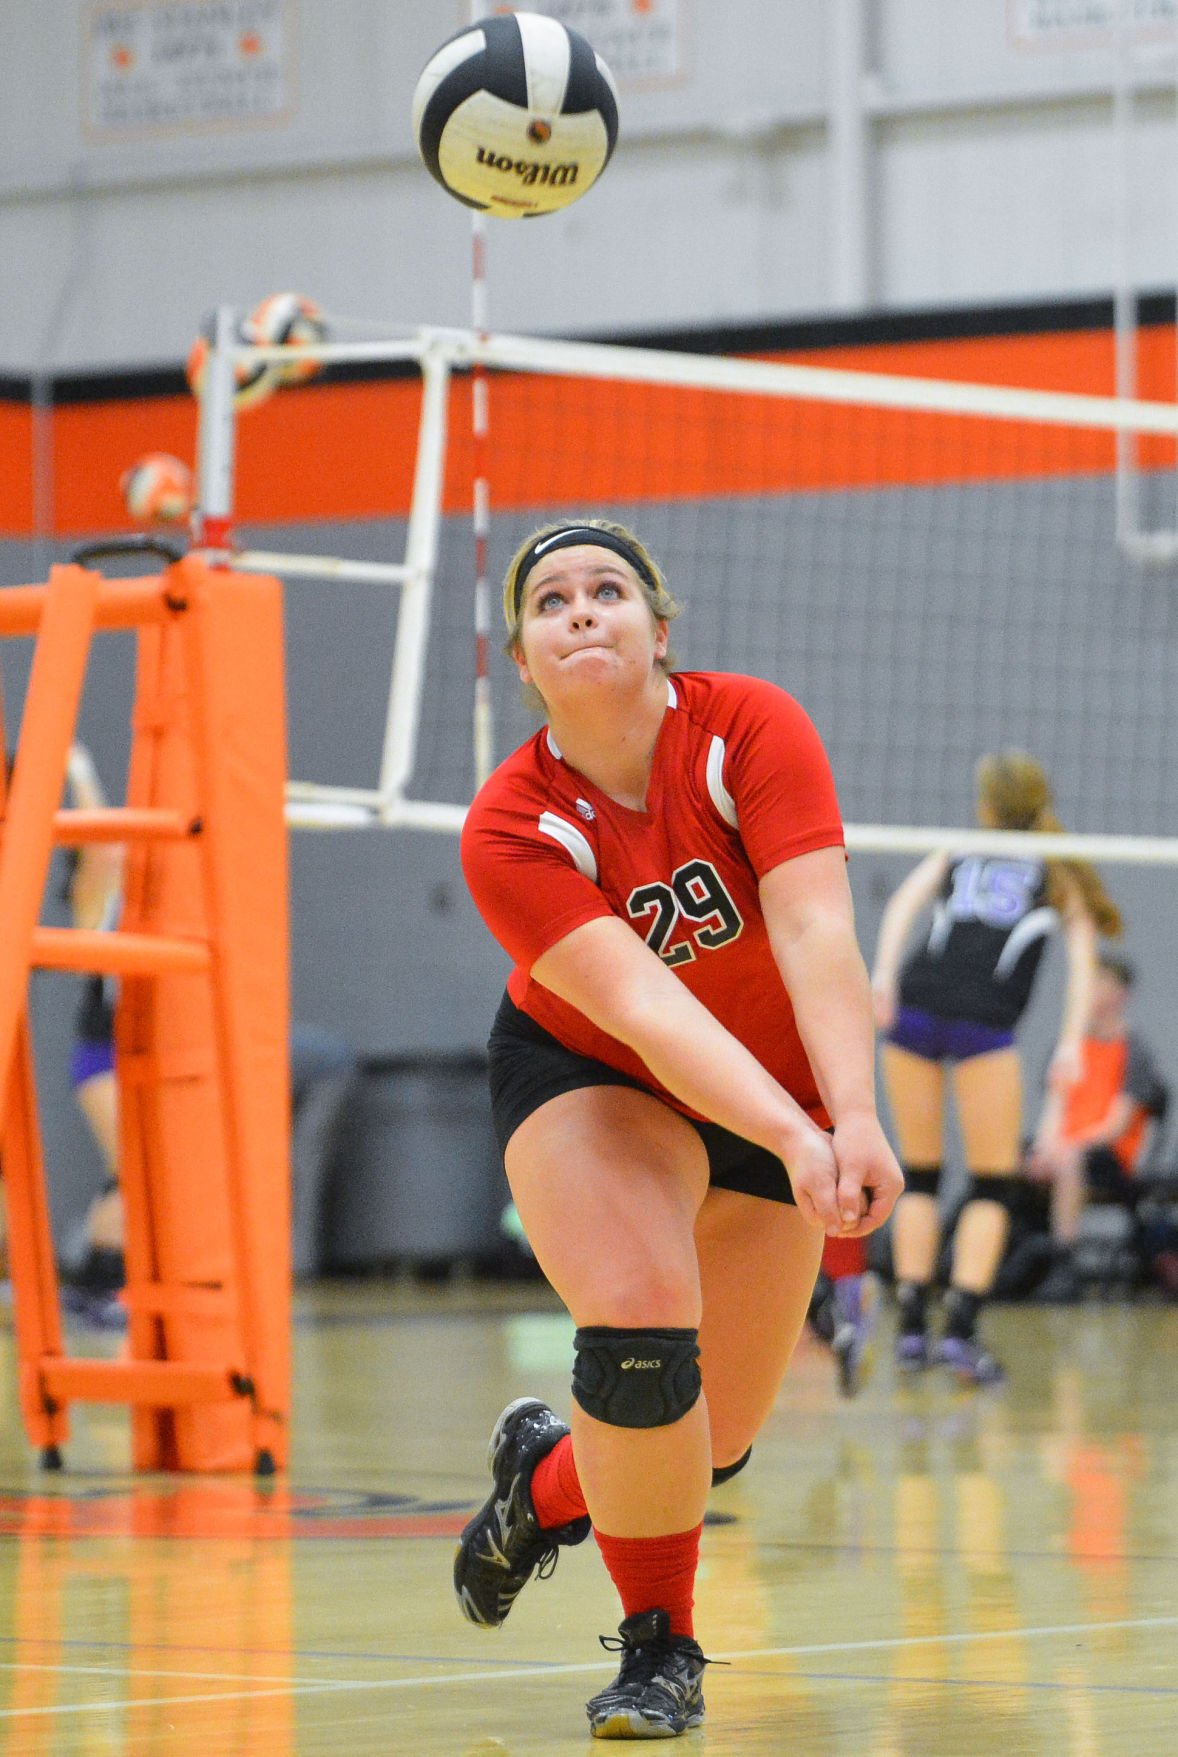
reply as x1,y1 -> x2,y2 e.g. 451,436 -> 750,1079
903,1164 -> 941,1199
711,1445 -> 752,1488
572,1326 -> 701,1429
962,1173 -> 1023,1217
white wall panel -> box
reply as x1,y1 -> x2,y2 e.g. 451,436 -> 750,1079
1,1 -> 460,196
0,0 -> 1174,370
877,94 -> 1178,310
877,0 -> 1177,99
0,136 -> 836,368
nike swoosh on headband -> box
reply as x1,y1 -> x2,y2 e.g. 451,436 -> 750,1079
508,526 -> 658,622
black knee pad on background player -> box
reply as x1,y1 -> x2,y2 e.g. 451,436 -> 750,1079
572,1326 -> 701,1429
711,1445 -> 752,1487
960,1173 -> 1024,1217
902,1164 -> 941,1198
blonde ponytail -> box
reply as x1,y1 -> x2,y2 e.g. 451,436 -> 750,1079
975,751 -> 1122,937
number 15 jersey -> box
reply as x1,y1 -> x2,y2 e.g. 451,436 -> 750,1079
460,670 -> 845,1126
898,853 -> 1056,1028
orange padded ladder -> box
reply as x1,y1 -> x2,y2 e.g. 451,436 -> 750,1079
0,546 -> 290,1473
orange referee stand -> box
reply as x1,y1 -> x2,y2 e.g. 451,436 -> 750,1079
0,542 -> 291,1473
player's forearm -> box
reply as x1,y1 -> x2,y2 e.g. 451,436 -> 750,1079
533,918 -> 831,1161
610,982 -> 826,1160
534,925 -> 824,1161
870,855 -> 944,987
775,916 -> 880,1124
871,897 -> 912,988
1058,913 -> 1096,1047
1034,1089 -> 1064,1143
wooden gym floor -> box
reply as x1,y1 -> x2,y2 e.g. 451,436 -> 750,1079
1,1280 -> 1176,1755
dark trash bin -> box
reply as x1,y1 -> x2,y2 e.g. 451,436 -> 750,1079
322,1053 -> 507,1272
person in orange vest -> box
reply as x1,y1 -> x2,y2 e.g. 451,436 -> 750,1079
1027,951 -> 1168,1300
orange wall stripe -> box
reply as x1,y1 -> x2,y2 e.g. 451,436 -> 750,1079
2,324 -> 1174,539
0,404 -> 34,535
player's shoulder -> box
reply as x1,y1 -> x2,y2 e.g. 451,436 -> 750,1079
672,669 -> 810,728
463,731 -> 546,828
463,727 -> 590,846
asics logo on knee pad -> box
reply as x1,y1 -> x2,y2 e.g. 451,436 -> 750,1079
573,1326 -> 701,1429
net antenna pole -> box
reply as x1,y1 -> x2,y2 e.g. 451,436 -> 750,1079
1112,0 -> 1178,566
471,0 -> 495,788
194,304 -> 240,553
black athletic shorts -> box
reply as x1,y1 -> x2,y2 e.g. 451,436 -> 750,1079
487,991 -> 796,1207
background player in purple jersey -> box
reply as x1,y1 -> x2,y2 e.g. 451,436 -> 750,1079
871,751 -> 1121,1383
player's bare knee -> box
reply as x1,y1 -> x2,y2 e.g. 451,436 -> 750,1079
582,1263 -> 699,1333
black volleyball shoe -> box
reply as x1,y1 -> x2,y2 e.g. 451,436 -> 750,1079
585,1608 -> 710,1740
453,1396 -> 591,1630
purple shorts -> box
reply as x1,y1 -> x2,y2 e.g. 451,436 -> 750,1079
71,1039 -> 115,1088
887,1007 -> 1014,1064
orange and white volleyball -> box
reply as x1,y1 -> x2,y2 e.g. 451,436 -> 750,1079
120,453 -> 194,526
248,292 -> 329,384
185,310 -> 277,410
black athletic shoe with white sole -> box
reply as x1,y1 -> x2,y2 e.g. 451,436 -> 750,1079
453,1396 -> 591,1630
585,1608 -> 710,1740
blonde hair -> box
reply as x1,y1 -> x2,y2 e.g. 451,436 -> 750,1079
501,518 -> 680,659
975,750 -> 1122,936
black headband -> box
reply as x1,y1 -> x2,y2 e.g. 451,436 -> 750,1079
508,526 -> 658,621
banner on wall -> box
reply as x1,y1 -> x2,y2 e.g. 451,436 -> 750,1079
528,0 -> 685,87
1010,0 -> 1177,42
82,0 -> 294,140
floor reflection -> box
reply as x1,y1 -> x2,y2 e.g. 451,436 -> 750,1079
0,1290 -> 1175,1754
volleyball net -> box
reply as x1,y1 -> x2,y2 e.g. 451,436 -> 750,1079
194,315 -> 1178,866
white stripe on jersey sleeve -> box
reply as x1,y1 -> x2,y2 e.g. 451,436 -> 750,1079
538,810 -> 598,882
993,906 -> 1059,980
706,735 -> 738,828
927,899 -> 953,956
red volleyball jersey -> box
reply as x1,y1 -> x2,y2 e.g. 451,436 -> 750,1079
460,671 -> 844,1124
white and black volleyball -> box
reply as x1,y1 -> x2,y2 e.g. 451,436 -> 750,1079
412,11 -> 619,219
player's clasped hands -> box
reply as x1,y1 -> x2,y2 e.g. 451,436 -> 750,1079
787,1116 -> 903,1238
781,1129 -> 841,1231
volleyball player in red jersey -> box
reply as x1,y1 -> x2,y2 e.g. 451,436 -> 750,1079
455,519 -> 902,1739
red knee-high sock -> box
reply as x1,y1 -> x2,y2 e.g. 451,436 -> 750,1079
822,1233 -> 867,1279
531,1433 -> 589,1529
594,1524 -> 703,1640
